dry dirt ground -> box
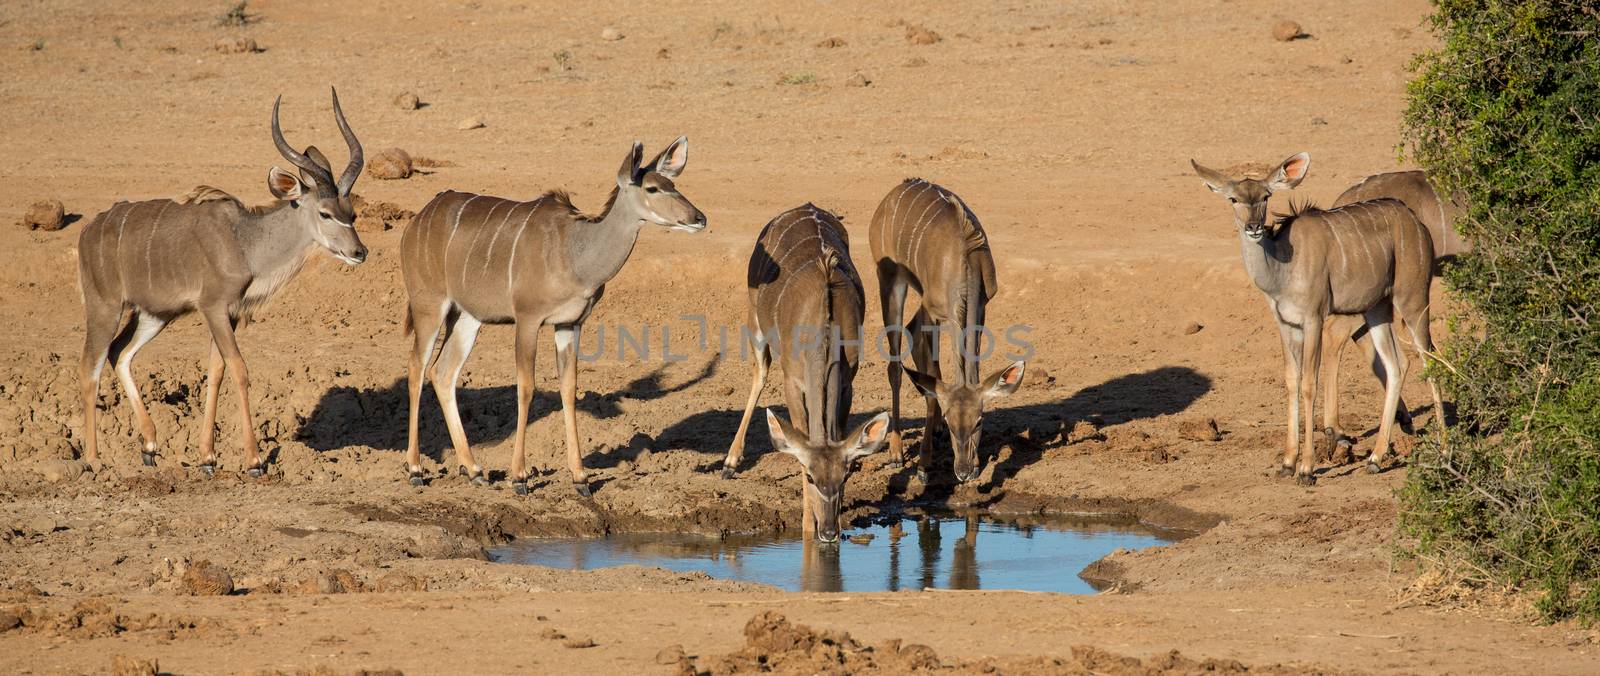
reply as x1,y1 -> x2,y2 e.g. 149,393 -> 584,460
1,0 -> 1596,673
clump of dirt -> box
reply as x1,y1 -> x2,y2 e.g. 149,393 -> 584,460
374,570 -> 428,592
1176,418 -> 1221,442
179,559 -> 234,596
366,148 -> 413,180
22,199 -> 65,230
691,612 -> 1339,674
1278,498 -> 1394,543
904,24 -> 942,45
351,195 -> 416,232
411,155 -> 454,168
1100,427 -> 1180,464
214,36 -> 259,54
1272,20 -> 1307,42
290,568 -> 365,594
252,669 -> 404,676
7,597 -> 231,639
393,92 -> 420,110
815,37 -> 846,48
111,654 -> 158,676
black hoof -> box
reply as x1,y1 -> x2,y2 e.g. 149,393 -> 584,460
409,474 -> 425,487
200,464 -> 215,478
720,467 -> 736,480
141,452 -> 156,467
1365,461 -> 1383,474
1296,473 -> 1317,487
512,481 -> 529,496
471,473 -> 489,487
916,469 -> 929,485
573,481 -> 592,498
247,466 -> 264,478
1276,466 -> 1294,478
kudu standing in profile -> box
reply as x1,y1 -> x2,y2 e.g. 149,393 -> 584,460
1318,171 -> 1465,451
400,138 -> 705,496
868,179 -> 1024,485
1191,153 -> 1445,483
77,90 -> 368,474
722,204 -> 890,543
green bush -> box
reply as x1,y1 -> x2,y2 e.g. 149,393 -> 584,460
1399,0 -> 1600,622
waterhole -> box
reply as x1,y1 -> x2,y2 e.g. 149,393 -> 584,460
489,511 -> 1179,593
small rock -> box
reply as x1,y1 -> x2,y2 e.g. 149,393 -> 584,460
1032,367 -> 1056,385
0,608 -> 21,633
38,459 -> 88,483
26,516 -> 62,536
905,24 -> 942,45
655,644 -> 686,665
1272,20 -> 1305,42
375,571 -> 427,592
903,56 -> 928,67
845,71 -> 872,87
1311,117 -> 1328,126
393,92 -> 420,110
457,116 -> 485,130
214,36 -> 257,54
815,37 -> 846,48
1177,418 -> 1223,443
111,655 -> 158,676
1066,420 -> 1103,444
563,637 -> 597,649
1183,322 -> 1203,335
22,199 -> 65,231
540,627 -> 566,640
367,148 -> 413,180
601,27 -> 624,41
180,560 -> 234,596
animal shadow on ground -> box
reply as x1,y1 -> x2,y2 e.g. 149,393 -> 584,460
296,357 -> 718,463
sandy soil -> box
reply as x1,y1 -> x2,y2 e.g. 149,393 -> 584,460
2,0 -> 1597,673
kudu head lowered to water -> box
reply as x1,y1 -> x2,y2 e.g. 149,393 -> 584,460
766,410 -> 891,543
905,360 -> 1025,483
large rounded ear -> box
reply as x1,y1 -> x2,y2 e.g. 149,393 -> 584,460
648,135 -> 688,179
981,361 -> 1025,402
616,140 -> 644,187
1267,152 -> 1311,191
843,412 -> 891,462
765,409 -> 809,463
1191,160 -> 1232,194
268,166 -> 305,199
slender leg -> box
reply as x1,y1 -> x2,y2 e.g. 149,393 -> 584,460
430,312 -> 484,479
910,310 -> 941,484
78,303 -> 123,465
802,479 -> 816,538
111,310 -> 170,466
554,322 -> 590,497
1362,324 -> 1413,432
1365,309 -> 1406,471
723,339 -> 770,479
1400,301 -> 1448,441
1320,315 -> 1358,454
1275,322 -> 1303,477
1297,316 -> 1324,484
199,308 -> 261,473
197,338 -> 226,471
506,319 -> 541,494
877,263 -> 909,466
404,302 -> 449,483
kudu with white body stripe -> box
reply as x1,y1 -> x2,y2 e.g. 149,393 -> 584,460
76,90 -> 368,473
400,137 -> 704,496
1318,170 -> 1465,451
1191,154 -> 1445,484
722,204 -> 889,543
869,179 -> 1025,485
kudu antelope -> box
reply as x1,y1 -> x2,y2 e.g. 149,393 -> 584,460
722,204 -> 890,543
1318,171 -> 1465,450
76,90 -> 368,474
1191,153 -> 1445,484
400,137 -> 705,496
868,179 -> 1024,485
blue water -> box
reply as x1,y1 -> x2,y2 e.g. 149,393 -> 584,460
488,512 -> 1175,593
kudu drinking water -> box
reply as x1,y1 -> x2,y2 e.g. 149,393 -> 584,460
1318,170 -> 1465,451
1191,154 -> 1445,484
868,179 -> 1024,485
722,204 -> 890,543
76,90 -> 368,474
400,138 -> 704,496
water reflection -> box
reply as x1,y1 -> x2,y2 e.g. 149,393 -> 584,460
489,511 -> 1177,594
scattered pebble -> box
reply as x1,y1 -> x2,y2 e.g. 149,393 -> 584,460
845,71 -> 872,87
213,36 -> 258,54
601,27 -> 624,41
905,24 -> 942,45
22,199 -> 65,231
1311,117 -> 1328,126
367,148 -> 414,180
563,637 -> 597,649
903,56 -> 928,67
540,627 -> 566,640
816,37 -> 846,48
375,570 -> 427,592
0,608 -> 21,633
1177,418 -> 1223,443
457,116 -> 485,130
1183,322 -> 1204,335
655,644 -> 686,665
110,655 -> 158,676
1032,367 -> 1056,385
393,92 -> 420,110
1272,20 -> 1305,42
179,560 -> 234,596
